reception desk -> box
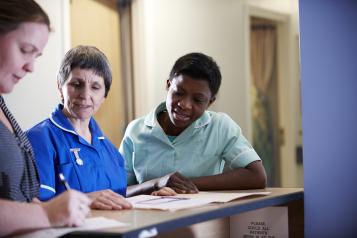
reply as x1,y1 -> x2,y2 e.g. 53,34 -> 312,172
64,187 -> 303,238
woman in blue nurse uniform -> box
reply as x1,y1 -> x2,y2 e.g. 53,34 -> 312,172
27,45 -> 132,210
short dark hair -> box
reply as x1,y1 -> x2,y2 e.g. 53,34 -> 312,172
169,52 -> 222,97
57,45 -> 112,97
0,0 -> 50,35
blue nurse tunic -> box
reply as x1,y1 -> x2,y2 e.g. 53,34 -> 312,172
27,104 -> 127,201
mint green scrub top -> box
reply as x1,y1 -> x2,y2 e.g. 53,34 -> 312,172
119,103 -> 261,185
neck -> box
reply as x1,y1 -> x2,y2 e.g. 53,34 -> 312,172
62,109 -> 92,144
158,111 -> 183,136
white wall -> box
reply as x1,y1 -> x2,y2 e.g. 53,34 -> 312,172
3,0 -> 70,130
131,0 -> 302,186
132,0 -> 250,133
131,0 -> 300,139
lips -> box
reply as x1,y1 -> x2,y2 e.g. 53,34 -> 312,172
173,110 -> 190,122
73,103 -> 91,109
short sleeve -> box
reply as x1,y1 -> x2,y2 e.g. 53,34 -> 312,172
219,114 -> 261,169
27,126 -> 57,201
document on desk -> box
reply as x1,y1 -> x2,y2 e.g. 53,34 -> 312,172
127,195 -> 214,211
176,191 -> 271,203
127,191 -> 270,211
13,217 -> 128,238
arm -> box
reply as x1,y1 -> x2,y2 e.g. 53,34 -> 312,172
126,172 -> 198,197
27,127 -> 57,200
192,160 -> 266,190
0,190 -> 91,237
189,113 -> 267,191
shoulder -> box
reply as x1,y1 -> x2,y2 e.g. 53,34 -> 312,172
208,111 -> 241,128
124,116 -> 147,136
27,118 -> 53,138
26,118 -> 65,147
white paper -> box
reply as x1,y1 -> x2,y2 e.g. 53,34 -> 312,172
127,195 -> 214,211
127,191 -> 270,211
176,191 -> 271,203
13,217 -> 129,238
230,207 -> 289,238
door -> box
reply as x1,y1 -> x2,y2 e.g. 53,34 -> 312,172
70,0 -> 125,147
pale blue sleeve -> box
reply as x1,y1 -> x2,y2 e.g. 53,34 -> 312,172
219,114 -> 261,169
27,126 -> 57,201
119,131 -> 138,185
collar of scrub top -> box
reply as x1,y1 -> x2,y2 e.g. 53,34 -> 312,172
143,102 -> 212,144
49,104 -> 106,147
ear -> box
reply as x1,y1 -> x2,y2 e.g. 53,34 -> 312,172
57,81 -> 64,102
166,79 -> 171,90
208,96 -> 216,107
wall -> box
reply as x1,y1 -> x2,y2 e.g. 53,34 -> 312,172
299,0 -> 357,236
132,0 -> 302,186
131,0 -> 249,132
3,0 -> 70,130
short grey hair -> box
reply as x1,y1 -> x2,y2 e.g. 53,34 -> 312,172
57,45 -> 112,97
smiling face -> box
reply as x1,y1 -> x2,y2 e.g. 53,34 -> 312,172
0,22 -> 49,94
59,68 -> 106,122
164,74 -> 215,135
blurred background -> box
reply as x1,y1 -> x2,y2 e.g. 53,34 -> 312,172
4,0 -> 302,188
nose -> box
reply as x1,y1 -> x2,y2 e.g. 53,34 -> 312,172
79,85 -> 91,99
23,61 -> 34,73
178,97 -> 192,110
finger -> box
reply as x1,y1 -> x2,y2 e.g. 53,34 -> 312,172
79,203 -> 91,216
103,192 -> 132,209
170,181 -> 193,192
159,187 -> 177,196
90,198 -> 115,210
168,174 -> 197,191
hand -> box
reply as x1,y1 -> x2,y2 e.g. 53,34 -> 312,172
88,189 -> 132,210
157,172 -> 199,194
41,190 -> 91,227
151,187 -> 177,196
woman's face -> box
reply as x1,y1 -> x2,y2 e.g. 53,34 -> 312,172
59,68 -> 106,121
0,22 -> 49,94
165,74 -> 214,134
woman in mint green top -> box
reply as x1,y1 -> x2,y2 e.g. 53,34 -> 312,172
120,53 -> 266,195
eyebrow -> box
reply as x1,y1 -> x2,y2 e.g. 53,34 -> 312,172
177,86 -> 209,98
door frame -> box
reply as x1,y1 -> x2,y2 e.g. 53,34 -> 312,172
243,5 -> 299,187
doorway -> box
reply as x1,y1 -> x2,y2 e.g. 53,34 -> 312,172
250,17 -> 280,186
70,0 -> 125,147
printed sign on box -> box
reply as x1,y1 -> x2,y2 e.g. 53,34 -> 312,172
230,207 -> 288,238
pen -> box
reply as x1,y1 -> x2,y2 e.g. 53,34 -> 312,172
59,173 -> 71,190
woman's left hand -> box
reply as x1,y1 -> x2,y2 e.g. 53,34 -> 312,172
88,189 -> 132,210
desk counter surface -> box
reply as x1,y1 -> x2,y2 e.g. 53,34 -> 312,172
67,187 -> 303,238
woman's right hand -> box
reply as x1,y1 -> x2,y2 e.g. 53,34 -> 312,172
157,172 -> 199,194
41,190 -> 91,227
88,189 -> 132,210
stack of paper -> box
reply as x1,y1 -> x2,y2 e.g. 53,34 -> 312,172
127,191 -> 270,211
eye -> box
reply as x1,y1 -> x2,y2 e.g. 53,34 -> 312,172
91,83 -> 102,90
20,45 -> 35,54
20,48 -> 31,54
193,97 -> 207,104
69,81 -> 81,87
174,91 -> 184,97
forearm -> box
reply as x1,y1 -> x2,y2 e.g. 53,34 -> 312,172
0,200 -> 50,236
192,161 -> 267,190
